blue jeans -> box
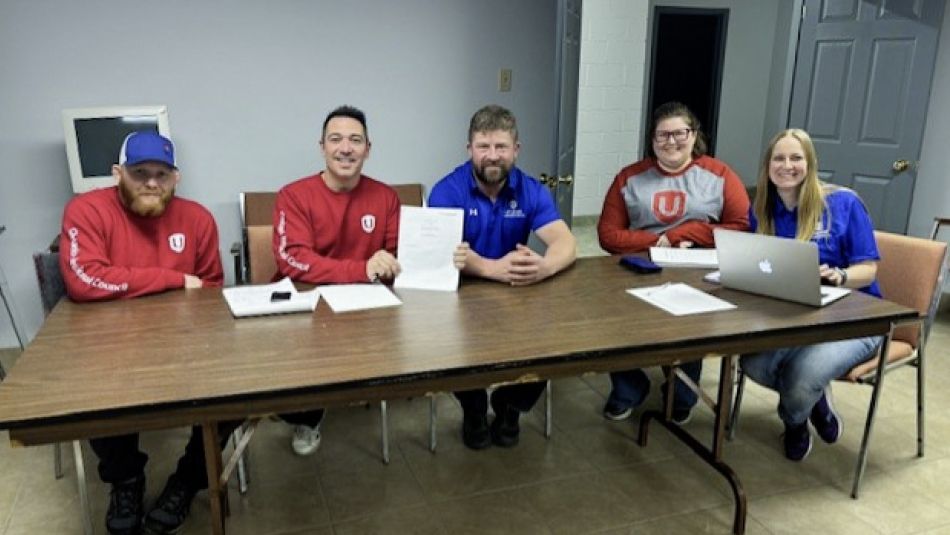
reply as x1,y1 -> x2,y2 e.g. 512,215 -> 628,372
607,360 -> 702,410
740,336 -> 882,426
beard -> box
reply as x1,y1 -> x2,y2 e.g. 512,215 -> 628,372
473,160 -> 511,186
118,180 -> 175,217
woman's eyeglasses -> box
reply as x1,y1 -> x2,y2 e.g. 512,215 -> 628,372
653,128 -> 693,142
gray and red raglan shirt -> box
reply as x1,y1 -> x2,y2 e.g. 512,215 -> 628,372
597,155 -> 750,253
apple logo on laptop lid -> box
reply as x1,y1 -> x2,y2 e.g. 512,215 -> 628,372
758,259 -> 773,274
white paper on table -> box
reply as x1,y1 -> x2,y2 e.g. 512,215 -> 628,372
317,283 -> 403,313
222,277 -> 320,317
627,283 -> 736,316
394,206 -> 464,292
649,247 -> 719,268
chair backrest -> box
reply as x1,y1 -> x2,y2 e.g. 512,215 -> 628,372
873,230 -> 948,348
32,251 -> 66,317
392,183 -> 424,208
240,192 -> 278,285
239,184 -> 424,285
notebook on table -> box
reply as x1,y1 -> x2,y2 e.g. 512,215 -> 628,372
713,229 -> 850,307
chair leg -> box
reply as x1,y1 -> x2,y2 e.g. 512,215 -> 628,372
852,330 -> 895,499
54,442 -> 64,479
429,395 -> 437,453
727,368 -> 746,441
380,400 -> 390,464
544,380 -> 552,438
917,347 -> 925,458
234,427 -> 250,495
73,440 -> 94,535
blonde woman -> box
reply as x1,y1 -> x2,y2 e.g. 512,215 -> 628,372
741,129 -> 882,461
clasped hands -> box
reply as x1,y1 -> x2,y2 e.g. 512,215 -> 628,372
453,242 -> 550,286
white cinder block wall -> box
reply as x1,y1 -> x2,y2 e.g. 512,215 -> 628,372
573,1 -> 650,217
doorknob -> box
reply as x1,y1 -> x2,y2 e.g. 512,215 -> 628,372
892,159 -> 911,172
557,174 -> 574,185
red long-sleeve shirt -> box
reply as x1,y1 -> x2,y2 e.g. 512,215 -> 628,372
597,155 -> 750,253
273,173 -> 399,284
60,187 -> 223,301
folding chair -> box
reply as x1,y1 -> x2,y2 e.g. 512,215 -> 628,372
728,222 -> 949,498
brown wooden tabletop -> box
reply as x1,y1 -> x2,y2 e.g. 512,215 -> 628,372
0,255 -> 916,445
0,254 -> 918,535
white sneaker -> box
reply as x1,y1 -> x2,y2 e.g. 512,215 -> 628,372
291,424 -> 322,456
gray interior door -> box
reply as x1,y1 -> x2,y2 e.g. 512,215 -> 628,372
788,0 -> 944,232
531,0 -> 581,254
553,0 -> 582,227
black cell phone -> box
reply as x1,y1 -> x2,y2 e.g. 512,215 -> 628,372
270,291 -> 292,302
619,255 -> 662,274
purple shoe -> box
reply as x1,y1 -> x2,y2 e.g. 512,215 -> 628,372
783,421 -> 813,461
810,386 -> 842,444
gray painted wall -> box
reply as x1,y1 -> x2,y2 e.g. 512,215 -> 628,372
0,0 -> 557,346
909,5 -> 950,241
648,0 -> 780,186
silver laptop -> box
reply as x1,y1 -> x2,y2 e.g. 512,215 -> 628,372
713,228 -> 850,307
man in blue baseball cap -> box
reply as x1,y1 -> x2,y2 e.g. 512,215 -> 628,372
59,130 -> 236,534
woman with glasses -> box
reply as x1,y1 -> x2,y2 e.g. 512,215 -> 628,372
597,101 -> 750,423
740,128 -> 881,461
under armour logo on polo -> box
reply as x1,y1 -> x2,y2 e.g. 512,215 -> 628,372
168,233 -> 186,253
469,208 -> 478,216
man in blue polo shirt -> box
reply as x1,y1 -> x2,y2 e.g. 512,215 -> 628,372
429,104 -> 576,450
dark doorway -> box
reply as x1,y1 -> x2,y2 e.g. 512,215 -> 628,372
646,7 -> 728,156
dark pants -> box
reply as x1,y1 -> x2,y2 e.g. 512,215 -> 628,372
280,408 -> 326,428
455,382 -> 547,416
90,420 -> 240,492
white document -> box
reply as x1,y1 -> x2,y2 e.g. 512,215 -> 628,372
317,283 -> 403,313
395,206 -> 464,292
627,283 -> 736,316
222,277 -> 320,318
704,270 -> 721,284
820,285 -> 851,306
650,247 -> 719,268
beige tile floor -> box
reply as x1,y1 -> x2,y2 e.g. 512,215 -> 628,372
2,218 -> 950,534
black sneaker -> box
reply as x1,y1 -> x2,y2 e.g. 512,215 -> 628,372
782,421 -> 813,461
602,400 -> 633,421
671,406 -> 693,425
490,406 -> 521,447
106,476 -> 145,535
143,474 -> 197,534
462,413 -> 491,450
